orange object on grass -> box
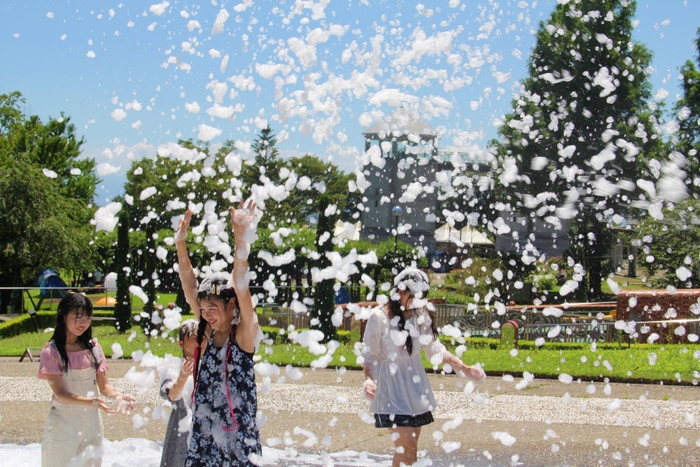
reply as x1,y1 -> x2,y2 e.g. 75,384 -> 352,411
94,296 -> 117,306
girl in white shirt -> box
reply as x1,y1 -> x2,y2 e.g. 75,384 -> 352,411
361,268 -> 485,467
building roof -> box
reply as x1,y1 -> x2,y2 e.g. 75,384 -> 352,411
362,108 -> 437,140
334,220 -> 362,241
434,223 -> 493,245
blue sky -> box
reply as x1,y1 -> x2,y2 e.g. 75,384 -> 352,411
1,0 -> 699,206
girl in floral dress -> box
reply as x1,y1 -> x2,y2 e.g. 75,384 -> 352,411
175,199 -> 262,466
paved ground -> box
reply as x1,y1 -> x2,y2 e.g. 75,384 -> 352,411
1,358 -> 699,466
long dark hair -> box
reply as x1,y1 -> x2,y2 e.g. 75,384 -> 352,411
388,270 -> 437,356
50,293 -> 96,371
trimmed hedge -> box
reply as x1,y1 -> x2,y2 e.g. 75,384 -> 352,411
437,335 -> 632,351
0,311 -> 117,339
259,326 -> 352,345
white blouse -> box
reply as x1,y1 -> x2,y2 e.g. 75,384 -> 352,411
361,306 -> 447,416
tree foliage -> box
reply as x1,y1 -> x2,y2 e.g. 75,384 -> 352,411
311,195 -> 339,342
490,0 -> 665,299
631,199 -> 700,288
114,209 -> 132,332
674,27 -> 700,193
0,92 -> 98,312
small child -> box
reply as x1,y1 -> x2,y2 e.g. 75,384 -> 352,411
159,320 -> 200,467
39,292 -> 135,467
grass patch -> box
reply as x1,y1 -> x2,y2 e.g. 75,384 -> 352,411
0,325 -> 182,358
2,326 -> 698,384
23,292 -> 179,312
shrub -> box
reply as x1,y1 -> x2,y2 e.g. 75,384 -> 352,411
0,311 -> 116,339
259,326 -> 352,345
440,257 -> 507,302
530,273 -> 557,291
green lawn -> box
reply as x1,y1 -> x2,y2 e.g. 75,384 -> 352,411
4,324 -> 698,384
0,325 -> 182,358
23,291 -> 179,312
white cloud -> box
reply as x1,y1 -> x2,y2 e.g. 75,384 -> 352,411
97,163 -> 121,176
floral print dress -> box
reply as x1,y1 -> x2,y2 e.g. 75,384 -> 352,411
185,333 -> 261,467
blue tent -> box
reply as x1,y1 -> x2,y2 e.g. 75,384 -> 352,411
334,286 -> 351,305
36,269 -> 68,297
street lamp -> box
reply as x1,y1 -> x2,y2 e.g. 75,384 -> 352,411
392,206 -> 402,258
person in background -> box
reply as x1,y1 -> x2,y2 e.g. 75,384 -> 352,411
159,319 -> 200,467
361,268 -> 486,467
38,293 -> 135,467
175,198 -> 263,467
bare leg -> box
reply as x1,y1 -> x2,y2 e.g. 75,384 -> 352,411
388,426 -> 421,467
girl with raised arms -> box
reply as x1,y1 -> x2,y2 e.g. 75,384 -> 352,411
175,198 -> 262,467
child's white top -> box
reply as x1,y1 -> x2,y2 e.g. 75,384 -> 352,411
361,306 -> 446,416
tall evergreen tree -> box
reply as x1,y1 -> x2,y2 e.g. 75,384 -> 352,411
241,125 -> 282,189
311,195 -> 339,343
674,27 -> 700,193
242,125 -> 287,224
251,125 -> 281,174
114,208 -> 132,332
491,0 -> 664,299
140,222 -> 158,336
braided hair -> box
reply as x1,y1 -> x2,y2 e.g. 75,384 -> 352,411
388,268 -> 437,356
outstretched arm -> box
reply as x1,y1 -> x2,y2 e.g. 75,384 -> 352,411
230,198 -> 260,353
175,210 -> 201,320
97,372 -> 136,414
441,350 -> 486,382
45,374 -> 119,413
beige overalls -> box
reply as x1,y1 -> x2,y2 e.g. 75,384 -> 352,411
41,365 -> 104,467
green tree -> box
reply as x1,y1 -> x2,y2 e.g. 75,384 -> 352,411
0,162 -> 95,312
674,27 -> 700,192
282,154 -> 357,224
122,139 -> 240,303
0,91 -> 25,137
2,102 -> 98,205
140,222 -> 158,336
0,92 -> 99,311
249,125 -> 281,181
490,0 -> 664,299
631,199 -> 700,288
114,208 -> 132,332
241,126 -> 286,224
311,195 -> 339,342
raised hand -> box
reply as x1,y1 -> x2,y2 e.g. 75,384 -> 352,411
179,356 -> 195,380
229,198 -> 258,233
175,209 -> 193,242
